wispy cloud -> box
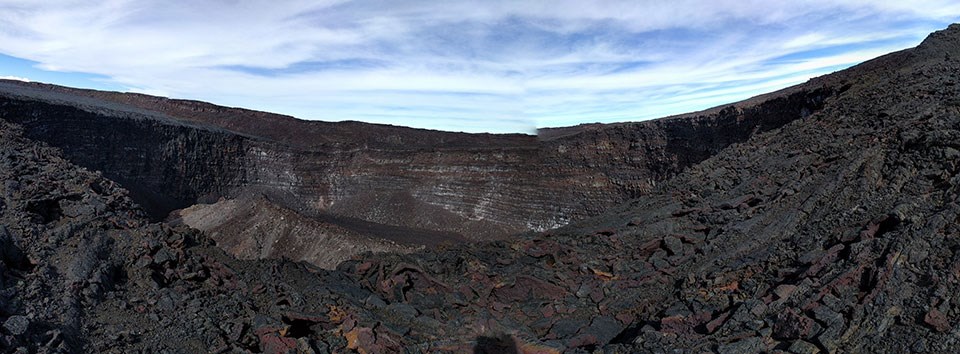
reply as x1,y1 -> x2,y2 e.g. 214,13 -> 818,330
0,1 -> 957,133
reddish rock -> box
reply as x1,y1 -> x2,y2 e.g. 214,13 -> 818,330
355,261 -> 374,274
255,326 -> 297,354
773,309 -> 815,340
589,288 -> 605,303
616,312 -> 634,324
924,309 -> 951,332
344,327 -> 377,354
705,311 -> 733,334
715,281 -> 739,292
774,284 -> 798,300
660,311 -> 712,335
804,244 -> 846,277
660,315 -> 688,333
541,304 -> 556,318
567,334 -> 598,348
638,239 -> 663,257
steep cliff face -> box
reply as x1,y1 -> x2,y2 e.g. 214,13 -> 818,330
539,86 -> 834,207
0,72 -> 833,265
0,97 -> 247,219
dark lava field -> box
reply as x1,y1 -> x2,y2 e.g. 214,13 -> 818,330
2,24 -> 960,354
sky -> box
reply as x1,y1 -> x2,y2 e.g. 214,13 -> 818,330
0,1 -> 958,134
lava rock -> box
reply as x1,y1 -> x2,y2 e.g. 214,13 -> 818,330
773,309 -> 814,340
3,316 -> 29,336
788,340 -> 821,354
923,309 -> 951,332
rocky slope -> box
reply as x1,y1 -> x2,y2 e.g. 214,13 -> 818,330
170,195 -> 409,269
169,193 -> 463,269
2,23 -> 959,354
0,118 -> 375,352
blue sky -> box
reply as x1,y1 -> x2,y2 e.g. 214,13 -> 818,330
0,1 -> 958,133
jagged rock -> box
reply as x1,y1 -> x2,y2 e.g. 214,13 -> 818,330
3,316 -> 29,336
773,308 -> 812,339
923,308 -> 951,332
810,305 -> 845,343
774,284 -> 798,300
663,236 -> 684,256
788,340 -> 821,354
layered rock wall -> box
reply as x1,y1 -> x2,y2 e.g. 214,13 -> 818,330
0,82 -> 832,241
